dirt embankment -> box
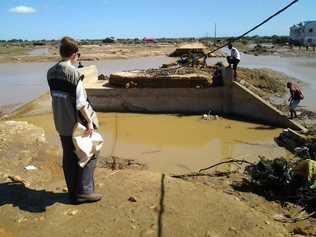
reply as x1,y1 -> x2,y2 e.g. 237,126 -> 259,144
237,67 -> 316,133
238,68 -> 289,99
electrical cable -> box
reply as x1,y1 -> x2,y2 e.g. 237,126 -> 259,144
206,0 -> 299,56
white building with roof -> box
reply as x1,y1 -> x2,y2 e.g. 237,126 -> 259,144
290,21 -> 316,46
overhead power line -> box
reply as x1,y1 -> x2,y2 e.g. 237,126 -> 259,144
207,0 -> 299,55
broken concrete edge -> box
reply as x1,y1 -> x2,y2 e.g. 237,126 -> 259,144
79,65 -> 99,88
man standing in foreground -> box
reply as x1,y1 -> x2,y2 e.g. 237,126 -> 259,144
226,42 -> 240,80
47,36 -> 102,204
287,82 -> 304,119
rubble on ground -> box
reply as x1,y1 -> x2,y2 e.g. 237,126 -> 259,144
276,128 -> 316,158
241,156 -> 316,212
98,74 -> 109,81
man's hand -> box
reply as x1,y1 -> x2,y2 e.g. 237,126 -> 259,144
80,105 -> 94,136
84,121 -> 94,137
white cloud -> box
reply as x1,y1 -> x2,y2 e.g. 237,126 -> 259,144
9,6 -> 36,14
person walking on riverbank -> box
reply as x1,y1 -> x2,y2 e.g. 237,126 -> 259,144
47,36 -> 102,204
226,43 -> 240,80
287,82 -> 304,119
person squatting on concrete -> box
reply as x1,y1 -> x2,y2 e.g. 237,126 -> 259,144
226,42 -> 240,80
47,36 -> 102,204
211,62 -> 224,87
287,82 -> 304,119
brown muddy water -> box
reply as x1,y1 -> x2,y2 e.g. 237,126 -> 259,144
1,55 -> 311,173
14,112 -> 286,174
1,55 -> 316,111
0,56 -> 173,109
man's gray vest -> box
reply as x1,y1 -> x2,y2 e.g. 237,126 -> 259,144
47,61 -> 80,136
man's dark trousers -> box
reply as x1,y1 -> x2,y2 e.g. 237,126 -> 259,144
226,56 -> 240,70
60,136 -> 98,200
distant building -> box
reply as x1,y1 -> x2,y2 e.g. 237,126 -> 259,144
143,37 -> 156,43
103,37 -> 115,43
289,21 -> 316,46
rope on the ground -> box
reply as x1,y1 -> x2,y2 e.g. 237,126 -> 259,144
171,171 -> 237,179
171,159 -> 253,179
198,159 -> 255,173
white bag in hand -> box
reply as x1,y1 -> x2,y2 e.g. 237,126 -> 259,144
72,123 -> 103,168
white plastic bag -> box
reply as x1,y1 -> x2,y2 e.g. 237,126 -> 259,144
72,123 -> 103,168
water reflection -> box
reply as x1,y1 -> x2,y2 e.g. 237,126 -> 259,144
17,112 -> 286,174
28,48 -> 50,56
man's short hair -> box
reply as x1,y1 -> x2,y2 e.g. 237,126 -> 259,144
59,36 -> 79,58
215,62 -> 224,68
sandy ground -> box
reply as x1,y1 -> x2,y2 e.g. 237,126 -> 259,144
0,43 -> 177,64
1,92 -> 316,237
1,41 -> 315,65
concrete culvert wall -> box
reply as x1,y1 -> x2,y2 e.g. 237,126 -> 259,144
88,87 -> 225,113
83,66 -> 306,131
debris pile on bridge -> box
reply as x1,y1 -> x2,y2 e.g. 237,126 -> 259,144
169,42 -> 225,58
109,66 -> 215,88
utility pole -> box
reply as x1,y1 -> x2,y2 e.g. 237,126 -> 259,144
214,22 -> 217,46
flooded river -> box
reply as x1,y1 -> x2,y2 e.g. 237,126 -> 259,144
28,47 -> 50,56
2,55 -> 307,173
0,56 -> 173,108
1,55 -> 315,111
16,111 -> 285,173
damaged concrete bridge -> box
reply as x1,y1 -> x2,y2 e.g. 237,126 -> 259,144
81,66 -> 305,131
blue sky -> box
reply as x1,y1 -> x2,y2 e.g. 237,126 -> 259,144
0,0 -> 314,40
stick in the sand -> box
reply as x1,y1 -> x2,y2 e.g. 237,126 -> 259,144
198,159 -> 254,173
